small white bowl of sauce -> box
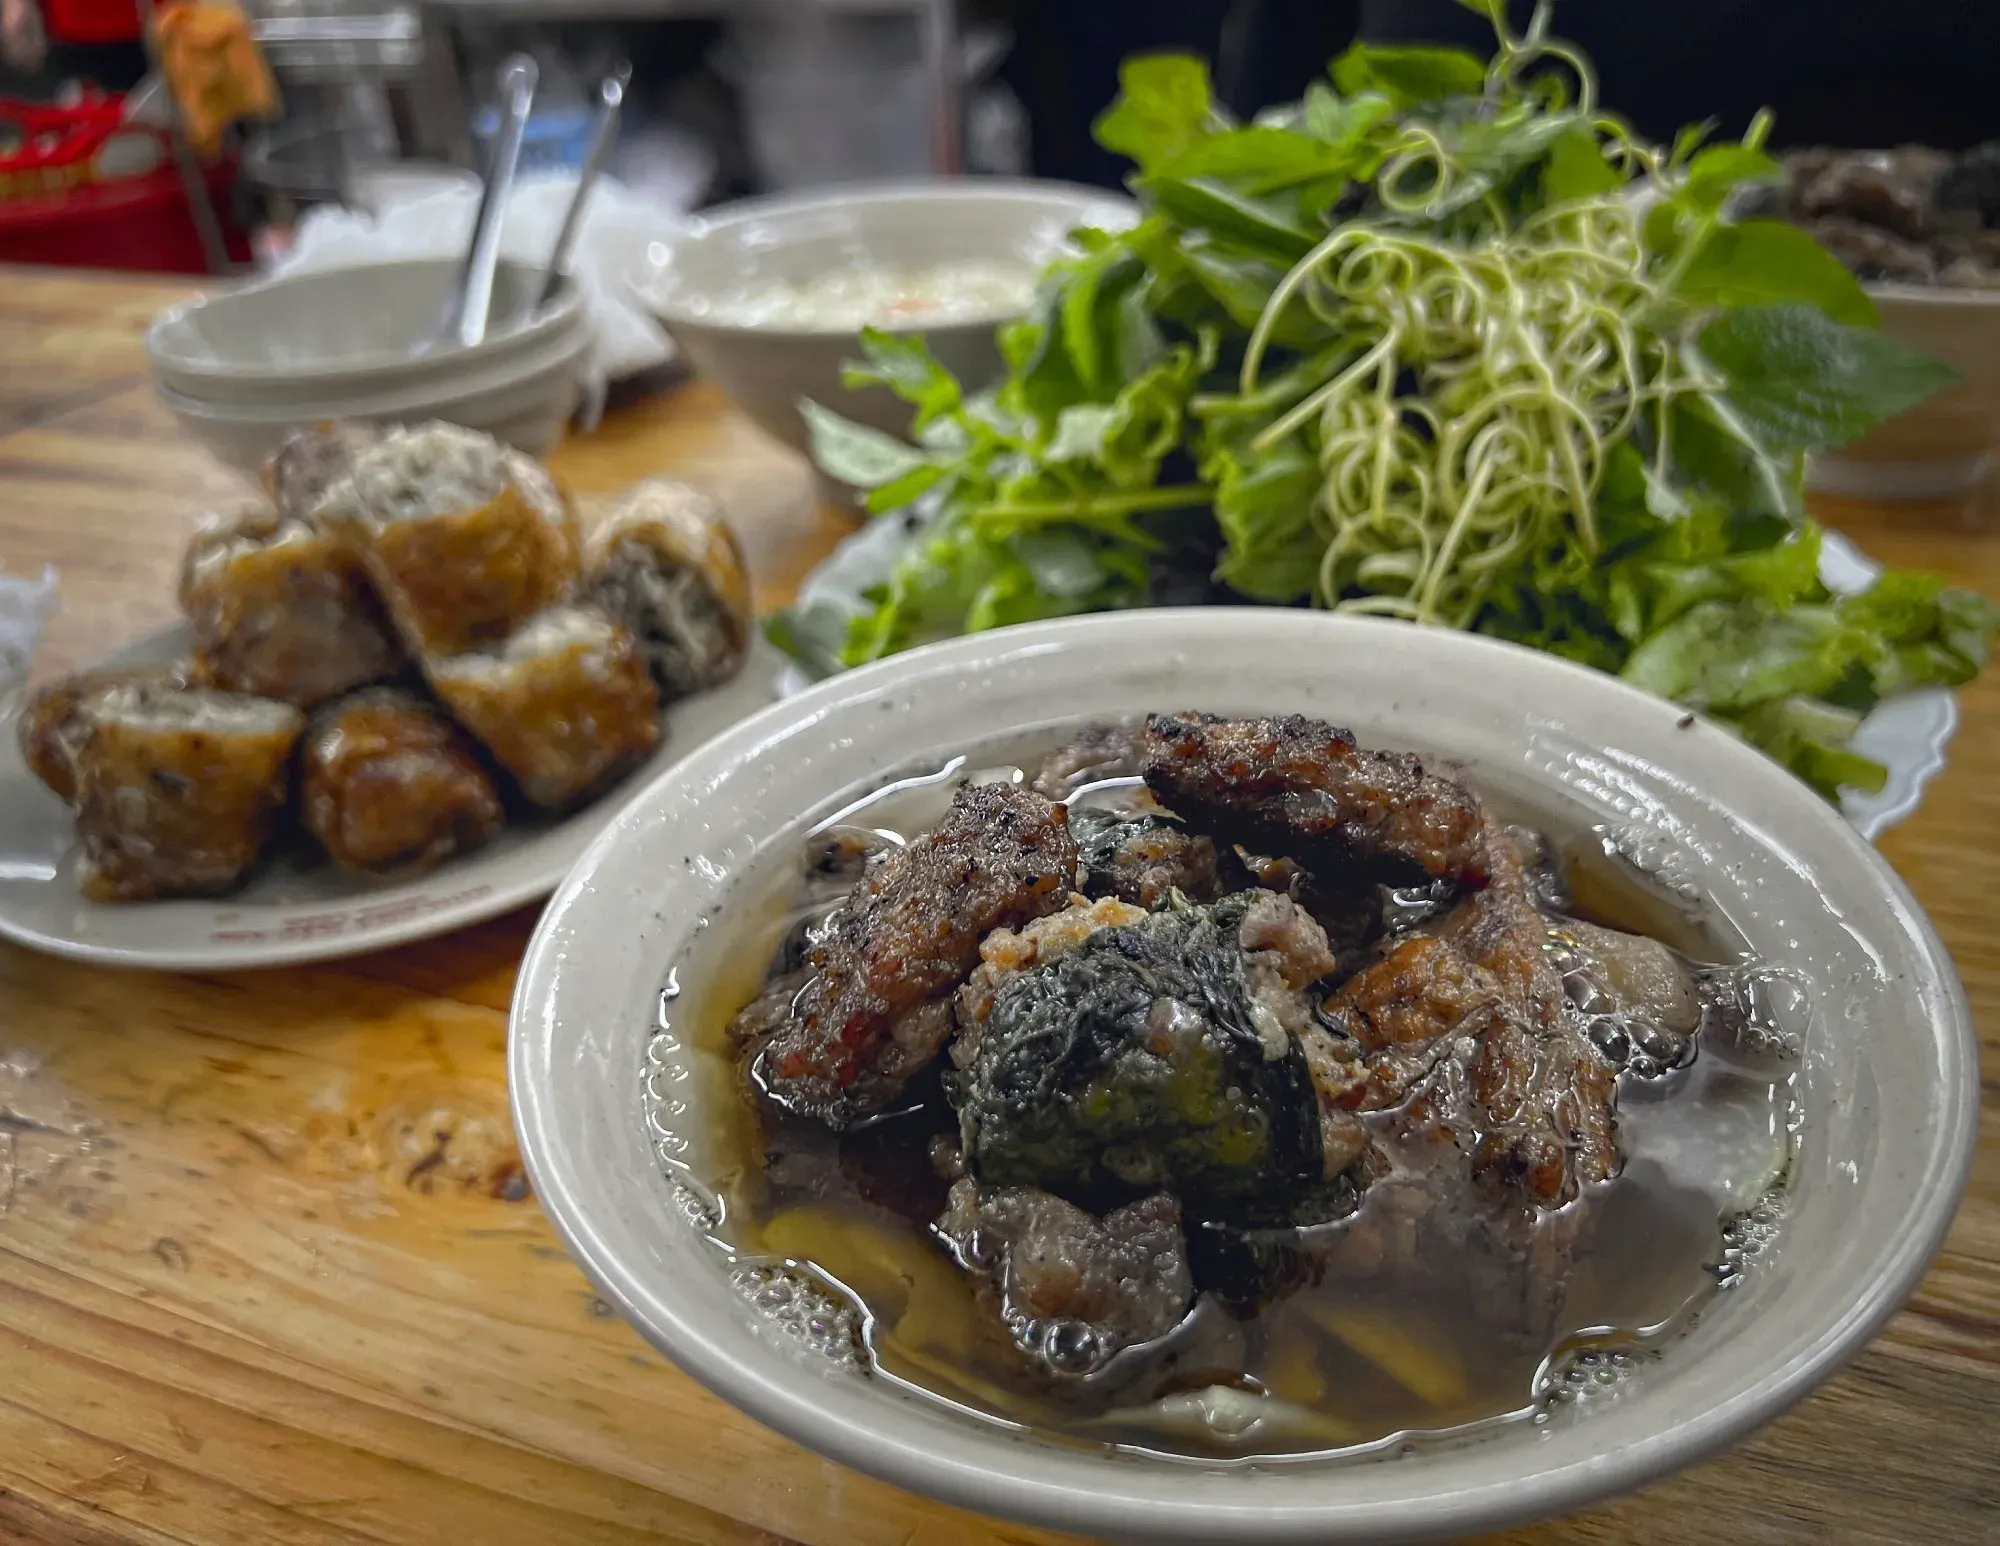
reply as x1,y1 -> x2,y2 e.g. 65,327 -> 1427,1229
628,178 -> 1136,459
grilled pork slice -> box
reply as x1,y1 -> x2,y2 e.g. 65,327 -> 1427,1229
751,782 -> 1079,1128
1142,712 -> 1487,887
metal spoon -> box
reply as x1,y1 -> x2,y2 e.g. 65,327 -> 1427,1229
531,62 -> 630,315
415,54 -> 537,355
456,55 -> 539,348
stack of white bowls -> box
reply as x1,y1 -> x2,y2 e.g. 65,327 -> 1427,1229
147,257 -> 589,474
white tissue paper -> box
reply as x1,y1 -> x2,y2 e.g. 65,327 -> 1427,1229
0,563 -> 57,721
275,172 -> 689,407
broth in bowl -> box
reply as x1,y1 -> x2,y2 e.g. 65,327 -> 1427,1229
688,259 -> 1039,332
667,712 -> 1804,1459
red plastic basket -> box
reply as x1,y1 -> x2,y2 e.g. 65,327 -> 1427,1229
0,160 -> 248,272
0,92 -> 132,201
40,0 -> 144,45
0,95 -> 249,277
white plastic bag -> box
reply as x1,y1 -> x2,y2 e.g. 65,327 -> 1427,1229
275,171 -> 689,388
0,563 -> 57,722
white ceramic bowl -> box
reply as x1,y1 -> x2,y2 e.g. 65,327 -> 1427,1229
155,329 -> 588,472
1808,284 -> 2000,499
627,178 -> 1136,455
510,609 -> 1975,1544
147,258 -> 586,407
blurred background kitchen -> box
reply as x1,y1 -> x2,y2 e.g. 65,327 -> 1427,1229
4,0 -> 1996,280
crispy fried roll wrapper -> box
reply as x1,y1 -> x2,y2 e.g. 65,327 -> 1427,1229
427,605 -> 660,809
579,479 -> 752,697
301,687 -> 505,875
178,505 -> 402,706
17,663 -> 190,805
72,682 -> 303,902
320,423 -> 582,658
261,421 -> 387,522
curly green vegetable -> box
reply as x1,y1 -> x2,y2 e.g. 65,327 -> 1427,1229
775,0 -> 1997,804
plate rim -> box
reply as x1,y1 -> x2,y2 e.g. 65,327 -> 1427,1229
0,626 -> 782,971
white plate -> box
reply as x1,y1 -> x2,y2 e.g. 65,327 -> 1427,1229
773,526 -> 1957,841
0,630 -> 786,970
511,608 -> 1975,1544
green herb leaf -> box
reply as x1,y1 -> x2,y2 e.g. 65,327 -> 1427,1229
1731,696 -> 1887,799
1046,403 -> 1117,463
1208,438 -> 1322,601
1681,143 -> 1782,211
843,327 -> 964,429
1542,124 -> 1625,202
861,461 -> 951,515
1622,600 -> 1855,710
1697,303 -> 1962,452
1159,125 -> 1370,196
1142,176 -> 1321,262
1094,54 -> 1216,173
1673,219 -> 1878,327
800,399 -> 936,490
1329,42 -> 1488,106
1302,82 -> 1395,151
1669,390 -> 1803,521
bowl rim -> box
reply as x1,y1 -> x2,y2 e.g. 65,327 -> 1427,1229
153,329 -> 590,424
146,257 -> 586,385
1864,279 -> 2000,310
509,608 -> 1977,1544
627,175 -> 1138,341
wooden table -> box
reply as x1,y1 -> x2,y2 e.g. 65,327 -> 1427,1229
0,265 -> 1995,1546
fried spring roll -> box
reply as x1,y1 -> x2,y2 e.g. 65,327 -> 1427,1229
427,605 -> 661,809
319,423 -> 582,658
72,682 -> 303,902
179,505 -> 402,706
579,478 -> 753,698
301,687 -> 504,875
262,421 -> 387,522
16,664 -> 190,805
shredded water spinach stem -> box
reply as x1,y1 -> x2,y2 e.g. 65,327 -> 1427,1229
1245,199 -> 1697,626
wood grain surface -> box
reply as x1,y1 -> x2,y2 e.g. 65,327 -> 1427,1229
0,265 -> 1995,1546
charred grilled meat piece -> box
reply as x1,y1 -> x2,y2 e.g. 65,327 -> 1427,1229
756,782 -> 1079,1127
1069,806 -> 1225,910
1292,822 -> 1628,1343
951,891 -> 1339,1220
1441,825 -> 1620,1209
1031,723 -> 1144,799
954,894 -> 1149,1060
1305,934 -> 1506,1166
938,1178 -> 1193,1378
1141,713 -> 1486,887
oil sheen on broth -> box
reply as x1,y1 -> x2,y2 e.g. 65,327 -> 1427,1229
669,721 -> 1802,1460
